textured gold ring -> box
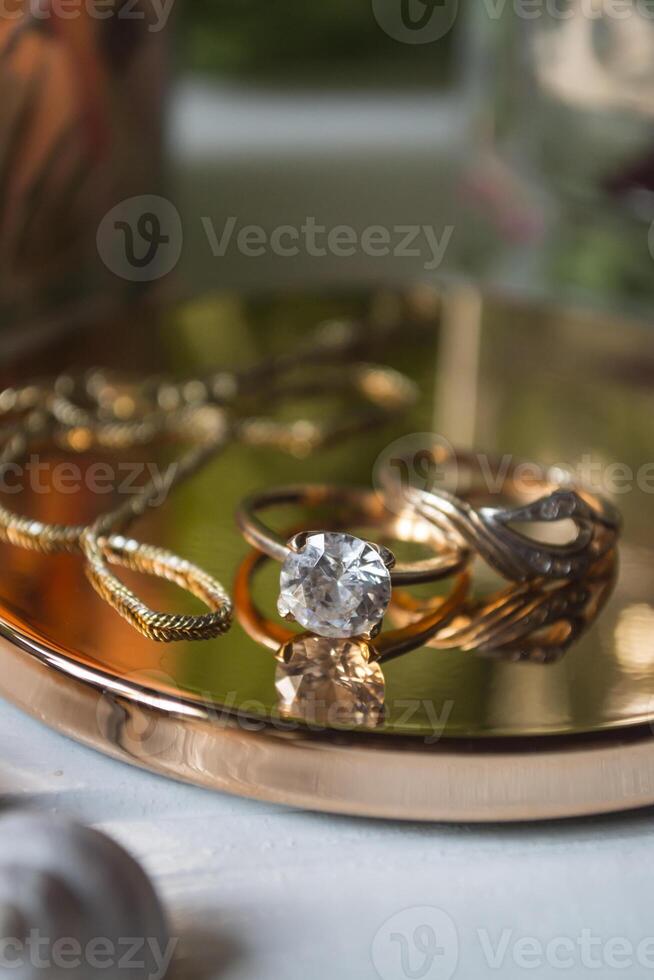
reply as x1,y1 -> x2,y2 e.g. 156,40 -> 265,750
381,447 -> 621,583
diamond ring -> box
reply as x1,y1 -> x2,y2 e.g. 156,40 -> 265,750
233,543 -> 469,726
235,484 -> 468,639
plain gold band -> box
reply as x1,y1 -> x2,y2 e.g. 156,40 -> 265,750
235,484 -> 469,584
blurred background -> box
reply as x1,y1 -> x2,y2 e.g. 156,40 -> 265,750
2,8 -> 654,977
1,0 -> 653,741
2,0 -> 653,349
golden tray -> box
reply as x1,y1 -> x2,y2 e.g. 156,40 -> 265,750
1,289 -> 653,821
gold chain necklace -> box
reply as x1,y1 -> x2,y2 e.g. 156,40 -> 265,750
0,318 -> 417,641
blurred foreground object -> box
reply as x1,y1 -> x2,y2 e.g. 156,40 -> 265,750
0,811 -> 172,980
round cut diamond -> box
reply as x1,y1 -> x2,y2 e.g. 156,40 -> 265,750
278,531 -> 392,638
275,635 -> 385,727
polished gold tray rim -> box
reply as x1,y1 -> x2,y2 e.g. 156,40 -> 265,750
3,616 -> 654,821
2,612 -> 653,741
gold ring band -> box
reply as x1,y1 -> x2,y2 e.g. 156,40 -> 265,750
235,483 -> 469,585
233,543 -> 470,663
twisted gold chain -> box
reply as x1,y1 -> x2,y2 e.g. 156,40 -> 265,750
0,317 -> 418,641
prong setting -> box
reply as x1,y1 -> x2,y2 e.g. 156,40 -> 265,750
286,530 -> 321,553
361,619 -> 383,642
367,540 -> 396,569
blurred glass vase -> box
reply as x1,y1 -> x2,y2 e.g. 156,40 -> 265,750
468,0 -> 654,311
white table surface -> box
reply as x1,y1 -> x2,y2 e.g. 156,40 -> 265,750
3,695 -> 653,980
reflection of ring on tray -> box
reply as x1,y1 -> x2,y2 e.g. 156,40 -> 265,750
233,541 -> 469,728
390,550 -> 617,664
